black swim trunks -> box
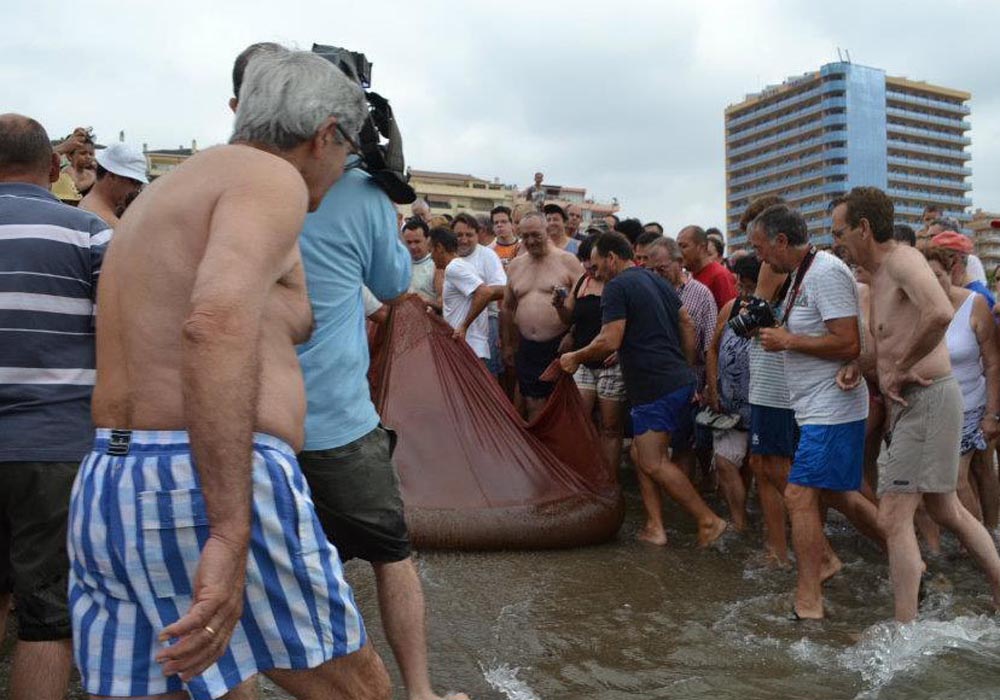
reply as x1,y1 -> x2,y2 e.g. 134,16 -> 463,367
298,424 -> 412,563
515,335 -> 563,399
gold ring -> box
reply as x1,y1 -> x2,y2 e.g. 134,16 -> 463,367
204,625 -> 216,636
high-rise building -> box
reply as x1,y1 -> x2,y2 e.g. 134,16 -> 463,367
725,62 -> 971,248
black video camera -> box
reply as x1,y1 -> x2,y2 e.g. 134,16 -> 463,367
311,43 -> 415,205
727,296 -> 777,338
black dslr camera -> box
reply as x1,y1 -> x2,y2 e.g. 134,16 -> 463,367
727,296 -> 777,338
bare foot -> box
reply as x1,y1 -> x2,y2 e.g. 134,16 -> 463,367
820,552 -> 843,584
697,517 -> 728,547
637,525 -> 668,546
410,693 -> 470,700
792,598 -> 824,620
763,551 -> 791,569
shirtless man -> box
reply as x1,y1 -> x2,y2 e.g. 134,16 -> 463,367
834,186 -> 1000,623
69,51 -> 390,699
78,142 -> 147,227
503,212 -> 584,420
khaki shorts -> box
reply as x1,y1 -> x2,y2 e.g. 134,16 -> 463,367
573,363 -> 626,401
879,375 -> 962,497
713,428 -> 749,464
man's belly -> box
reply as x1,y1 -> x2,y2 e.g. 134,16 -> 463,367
515,296 -> 567,342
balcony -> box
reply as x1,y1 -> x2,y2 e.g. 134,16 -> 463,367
887,155 -> 972,177
730,149 -> 848,188
887,122 -> 972,146
895,204 -> 968,219
887,139 -> 970,162
887,171 -> 969,192
887,187 -> 972,208
727,81 -> 847,128
729,132 -> 845,172
730,181 -> 847,211
886,107 -> 970,133
730,165 -> 848,201
728,115 -> 847,158
886,89 -> 970,116
728,98 -> 847,144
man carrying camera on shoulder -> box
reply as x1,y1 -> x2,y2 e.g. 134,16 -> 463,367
748,204 -> 882,620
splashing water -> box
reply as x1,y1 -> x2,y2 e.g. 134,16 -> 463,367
839,615 -> 1000,691
481,662 -> 540,700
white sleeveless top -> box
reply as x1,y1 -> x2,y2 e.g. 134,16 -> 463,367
945,293 -> 986,411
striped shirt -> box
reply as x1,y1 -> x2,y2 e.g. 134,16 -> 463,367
679,277 -> 717,389
0,183 -> 111,462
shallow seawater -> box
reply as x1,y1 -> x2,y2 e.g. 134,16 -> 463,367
4,468 -> 1000,699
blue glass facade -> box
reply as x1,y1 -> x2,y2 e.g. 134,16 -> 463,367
725,62 -> 971,249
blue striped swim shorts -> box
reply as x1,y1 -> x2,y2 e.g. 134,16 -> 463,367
68,429 -> 366,700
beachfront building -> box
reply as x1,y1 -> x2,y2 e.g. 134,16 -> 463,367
725,62 -> 972,249
969,209 -> 1000,275
512,176 -> 619,226
405,169 -> 619,225
406,169 -> 516,218
145,141 -> 198,179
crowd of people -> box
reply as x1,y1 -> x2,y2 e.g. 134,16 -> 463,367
3,39 -> 1000,700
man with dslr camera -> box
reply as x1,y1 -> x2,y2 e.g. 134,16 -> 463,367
749,204 -> 881,620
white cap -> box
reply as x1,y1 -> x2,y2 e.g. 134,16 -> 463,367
95,143 -> 149,184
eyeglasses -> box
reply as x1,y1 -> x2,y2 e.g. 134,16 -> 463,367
335,122 -> 361,153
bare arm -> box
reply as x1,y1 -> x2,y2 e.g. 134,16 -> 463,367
679,307 -> 697,366
566,319 -> 625,368
459,284 -> 493,333
705,300 -> 734,409
889,250 -> 953,372
972,294 -> 1000,438
501,282 -> 519,365
158,159 -> 307,678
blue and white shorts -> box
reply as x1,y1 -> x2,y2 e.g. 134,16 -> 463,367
68,429 -> 366,700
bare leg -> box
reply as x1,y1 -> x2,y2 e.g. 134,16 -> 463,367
265,642 -> 392,700
915,500 -> 942,555
957,452 -> 983,522
924,491 -> 1000,610
877,493 -> 924,622
862,399 -> 885,502
715,454 -> 747,531
577,388 -> 597,425
371,558 -> 465,700
636,468 -> 667,545
0,591 -> 9,637
751,454 -> 790,565
823,490 -> 885,548
523,396 -> 547,423
10,639 -> 73,700
597,397 -> 624,475
785,483 -> 826,618
971,445 -> 999,529
634,430 -> 727,547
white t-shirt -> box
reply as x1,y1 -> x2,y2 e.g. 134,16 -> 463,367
783,251 -> 869,426
967,254 -> 987,285
460,244 -> 507,317
409,255 -> 436,301
443,258 -> 489,358
361,285 -> 383,318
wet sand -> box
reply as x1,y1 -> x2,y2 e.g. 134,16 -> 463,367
4,468 -> 1000,699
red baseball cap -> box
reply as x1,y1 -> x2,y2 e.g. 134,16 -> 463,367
930,230 -> 974,254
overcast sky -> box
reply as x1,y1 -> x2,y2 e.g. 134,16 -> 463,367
6,0 -> 999,234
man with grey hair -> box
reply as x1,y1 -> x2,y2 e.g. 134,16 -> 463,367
750,204 -> 881,620
70,50 -> 391,698
411,197 -> 431,223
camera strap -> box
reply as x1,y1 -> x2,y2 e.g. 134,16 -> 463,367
779,247 -> 817,326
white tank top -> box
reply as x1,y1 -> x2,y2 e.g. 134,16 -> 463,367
945,293 -> 986,411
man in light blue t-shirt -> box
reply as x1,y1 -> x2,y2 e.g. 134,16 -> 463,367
751,204 -> 882,621
295,155 -> 461,700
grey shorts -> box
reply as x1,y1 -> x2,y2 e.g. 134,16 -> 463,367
298,425 -> 411,563
879,375 -> 962,497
